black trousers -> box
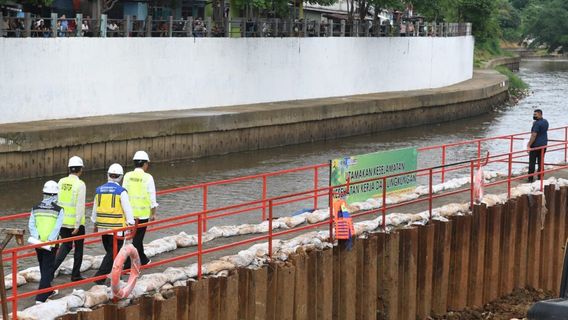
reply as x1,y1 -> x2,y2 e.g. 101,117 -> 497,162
35,248 -> 57,302
125,218 -> 150,268
94,234 -> 124,278
53,225 -> 85,278
528,148 -> 546,182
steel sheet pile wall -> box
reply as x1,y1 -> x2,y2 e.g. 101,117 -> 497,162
56,186 -> 568,320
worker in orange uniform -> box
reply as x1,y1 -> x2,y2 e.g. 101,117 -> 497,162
333,198 -> 354,249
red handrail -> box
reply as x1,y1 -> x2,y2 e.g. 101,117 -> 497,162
3,127 -> 568,319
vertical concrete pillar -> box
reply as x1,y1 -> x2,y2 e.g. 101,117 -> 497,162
514,195 -> 529,289
554,187 -> 568,294
398,227 -> 418,320
468,204 -> 487,307
541,185 -> 556,291
448,215 -> 471,310
219,272 -> 239,320
416,224 -> 435,319
340,20 -> 345,37
483,204 -> 502,304
24,12 -> 31,37
377,232 -> 400,320
154,295 -> 177,319
307,249 -> 333,320
356,235 -> 377,320
527,194 -> 543,288
499,199 -> 517,296
76,13 -> 83,37
51,13 -> 58,38
291,253 -> 309,320
189,279 -> 209,319
173,285 -> 189,320
332,240 -> 357,320
431,220 -> 452,316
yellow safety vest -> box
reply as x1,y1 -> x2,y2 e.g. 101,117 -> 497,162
95,182 -> 127,229
123,170 -> 152,218
58,176 -> 86,228
33,204 -> 60,243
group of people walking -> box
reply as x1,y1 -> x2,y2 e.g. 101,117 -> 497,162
28,151 -> 158,303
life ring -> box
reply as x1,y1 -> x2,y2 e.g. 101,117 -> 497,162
473,167 -> 485,203
110,244 -> 140,299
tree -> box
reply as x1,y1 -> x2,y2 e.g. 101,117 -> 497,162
457,0 -> 498,42
497,0 -> 522,41
523,0 -> 568,52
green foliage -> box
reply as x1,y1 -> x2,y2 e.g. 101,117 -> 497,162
457,0 -> 499,43
523,0 -> 568,52
496,65 -> 528,90
497,0 -> 522,41
0,0 -> 54,6
413,0 -> 458,21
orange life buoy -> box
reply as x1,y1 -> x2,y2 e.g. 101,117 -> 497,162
110,244 -> 140,299
473,167 -> 484,203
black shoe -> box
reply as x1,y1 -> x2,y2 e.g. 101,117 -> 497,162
71,276 -> 86,282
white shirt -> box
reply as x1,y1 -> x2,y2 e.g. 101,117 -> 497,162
91,181 -> 135,232
66,174 -> 86,229
134,167 -> 159,209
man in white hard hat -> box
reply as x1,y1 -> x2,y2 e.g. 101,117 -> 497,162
122,151 -> 158,267
53,156 -> 87,282
28,181 -> 64,303
91,163 -> 135,284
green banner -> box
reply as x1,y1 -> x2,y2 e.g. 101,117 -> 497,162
330,147 -> 418,204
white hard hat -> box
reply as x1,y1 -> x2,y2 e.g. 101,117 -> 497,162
68,156 -> 84,167
107,163 -> 124,176
42,180 -> 59,194
133,150 -> 150,162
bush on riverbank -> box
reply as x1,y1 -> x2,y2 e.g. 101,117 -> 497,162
495,65 -> 529,102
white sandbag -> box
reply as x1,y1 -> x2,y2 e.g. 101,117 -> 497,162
208,226 -> 240,237
182,264 -> 200,278
163,267 -> 188,283
175,232 -> 197,248
237,224 -> 259,235
202,227 -> 223,242
173,280 -> 187,287
306,209 -> 329,224
59,255 -> 94,275
59,289 -> 85,309
160,283 -> 173,291
280,215 -> 306,228
144,238 -> 177,255
481,194 -> 507,207
137,273 -> 169,292
84,285 -> 110,308
18,297 -> 68,320
91,255 -> 104,270
204,260 -> 235,275
220,250 -> 256,268
4,273 -> 26,289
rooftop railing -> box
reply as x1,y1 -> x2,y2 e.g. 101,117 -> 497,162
0,12 -> 472,38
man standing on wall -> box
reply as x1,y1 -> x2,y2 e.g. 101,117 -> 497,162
527,109 -> 549,182
123,151 -> 158,268
53,156 -> 87,281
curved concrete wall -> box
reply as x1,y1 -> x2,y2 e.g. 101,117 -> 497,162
0,36 -> 474,124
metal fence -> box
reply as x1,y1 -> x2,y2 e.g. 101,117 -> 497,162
1,12 -> 472,38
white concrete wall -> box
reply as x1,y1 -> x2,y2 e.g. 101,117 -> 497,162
0,36 -> 474,124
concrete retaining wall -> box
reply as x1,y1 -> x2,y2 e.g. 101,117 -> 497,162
0,36 -> 474,124
485,56 -> 521,71
55,186 -> 567,320
0,70 -> 508,182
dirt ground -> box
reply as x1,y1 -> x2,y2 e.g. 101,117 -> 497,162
432,288 -> 556,320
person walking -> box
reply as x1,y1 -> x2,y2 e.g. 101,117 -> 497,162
123,151 -> 158,268
53,156 -> 87,281
28,181 -> 64,303
527,109 -> 549,182
92,163 -> 135,284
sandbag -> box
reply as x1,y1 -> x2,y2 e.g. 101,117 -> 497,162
4,273 -> 26,289
59,290 -> 85,309
237,224 -> 259,235
306,209 -> 329,224
17,297 -> 68,320
280,215 -> 306,228
91,255 -> 104,270
144,238 -> 177,256
58,255 -> 94,275
164,267 -> 187,283
204,260 -> 235,275
84,285 -> 109,308
136,273 -> 169,292
208,225 -> 239,237
220,250 -> 256,268
175,232 -> 197,248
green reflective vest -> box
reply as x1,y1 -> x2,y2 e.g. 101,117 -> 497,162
123,170 -> 151,218
58,176 -> 85,227
33,205 -> 60,243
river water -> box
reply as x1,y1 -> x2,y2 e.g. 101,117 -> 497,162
1,58 -> 568,241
